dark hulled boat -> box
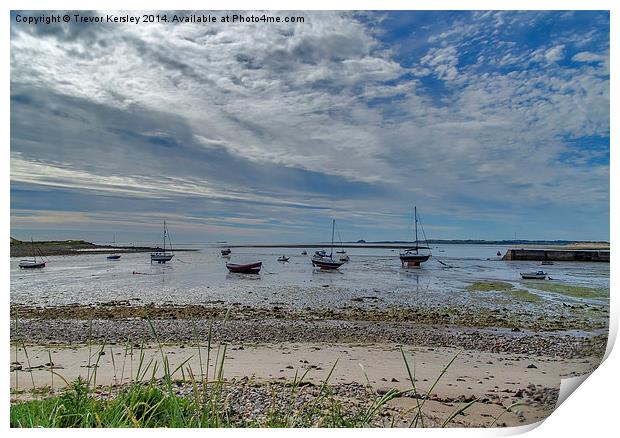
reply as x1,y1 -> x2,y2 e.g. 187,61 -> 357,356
107,233 -> 121,260
19,260 -> 46,269
399,206 -> 431,267
18,239 -> 46,269
312,219 -> 345,270
226,261 -> 262,274
399,250 -> 431,267
312,257 -> 345,270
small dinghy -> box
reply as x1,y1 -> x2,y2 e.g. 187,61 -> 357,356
520,270 -> 547,280
277,256 -> 290,262
541,260 -> 554,265
221,248 -> 232,256
301,250 -> 307,255
226,261 -> 262,274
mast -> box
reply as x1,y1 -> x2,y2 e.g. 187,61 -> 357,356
330,219 -> 335,258
414,206 -> 418,250
163,220 -> 166,253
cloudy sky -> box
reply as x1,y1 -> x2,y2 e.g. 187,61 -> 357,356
10,10 -> 609,244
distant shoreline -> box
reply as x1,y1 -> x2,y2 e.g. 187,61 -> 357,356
10,237 -> 609,256
226,241 -> 610,250
9,238 -> 197,257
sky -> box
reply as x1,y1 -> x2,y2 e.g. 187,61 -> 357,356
9,10 -> 610,245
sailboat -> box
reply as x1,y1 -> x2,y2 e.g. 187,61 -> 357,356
151,220 -> 174,263
107,233 -> 121,260
312,219 -> 345,270
399,206 -> 431,267
19,239 -> 46,269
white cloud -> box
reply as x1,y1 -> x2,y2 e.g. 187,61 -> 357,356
544,44 -> 565,63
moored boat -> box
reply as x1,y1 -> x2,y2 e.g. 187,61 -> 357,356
107,233 -> 121,260
312,257 -> 345,270
221,248 -> 232,256
301,250 -> 307,255
226,261 -> 262,274
277,256 -> 290,262
520,270 -> 547,280
18,238 -> 46,269
151,220 -> 174,263
312,219 -> 345,270
19,260 -> 46,269
399,206 -> 431,267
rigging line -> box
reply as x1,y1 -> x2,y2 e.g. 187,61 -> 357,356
417,213 -> 432,255
174,257 -> 191,264
37,246 -> 50,263
335,221 -> 344,246
418,214 -> 451,267
166,224 -> 174,252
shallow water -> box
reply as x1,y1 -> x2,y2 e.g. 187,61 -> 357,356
10,245 -> 609,315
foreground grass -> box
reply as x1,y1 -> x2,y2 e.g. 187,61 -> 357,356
11,377 -> 388,427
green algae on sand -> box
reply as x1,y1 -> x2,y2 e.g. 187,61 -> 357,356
467,281 -> 541,304
523,282 -> 608,299
466,281 -> 514,292
504,289 -> 541,303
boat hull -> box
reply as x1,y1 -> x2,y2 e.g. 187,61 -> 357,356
399,254 -> 430,267
226,262 -> 262,274
312,257 -> 345,270
521,273 -> 547,280
151,253 -> 174,263
19,261 -> 46,269
107,255 -> 121,260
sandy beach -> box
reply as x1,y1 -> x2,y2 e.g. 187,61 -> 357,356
10,302 -> 607,427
